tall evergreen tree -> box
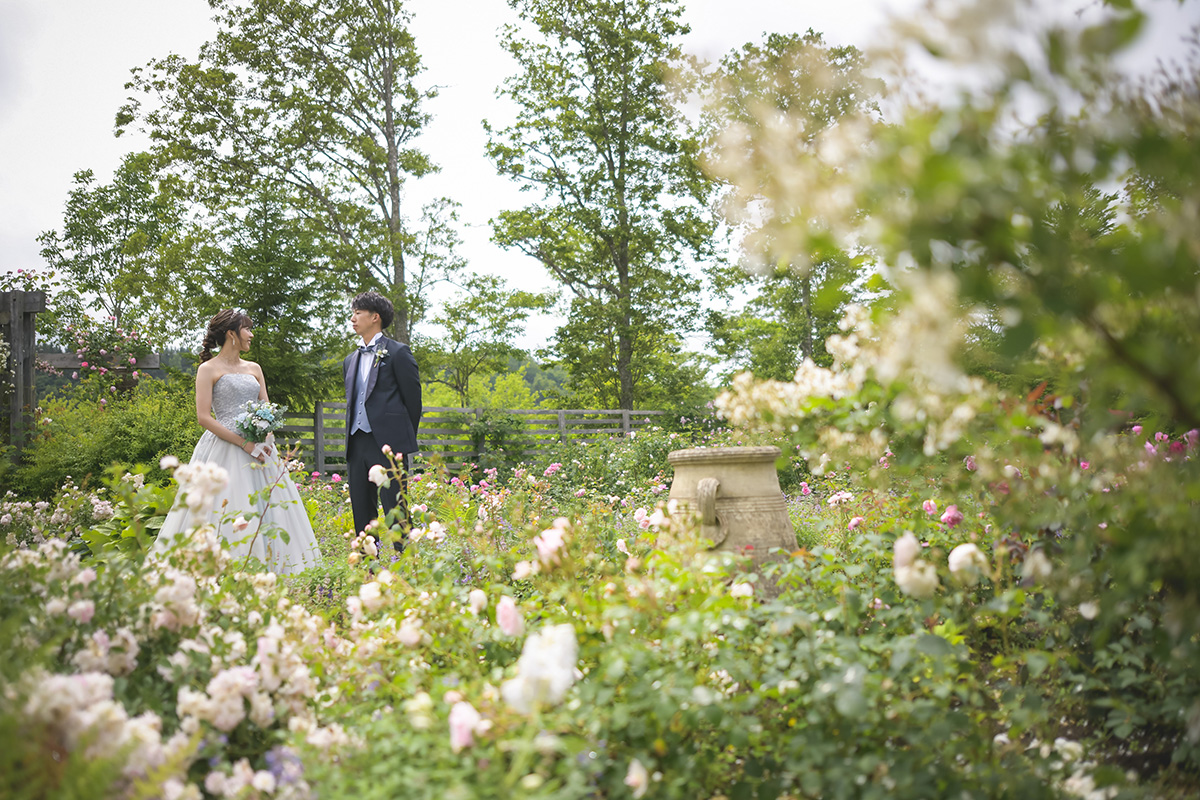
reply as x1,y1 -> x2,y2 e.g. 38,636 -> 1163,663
486,0 -> 718,409
197,189 -> 344,409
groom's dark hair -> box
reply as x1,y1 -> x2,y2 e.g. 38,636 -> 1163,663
351,291 -> 394,330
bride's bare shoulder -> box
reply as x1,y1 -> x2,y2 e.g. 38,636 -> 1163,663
195,360 -> 222,386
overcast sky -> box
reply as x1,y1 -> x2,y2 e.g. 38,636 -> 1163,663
1,0 -> 1196,347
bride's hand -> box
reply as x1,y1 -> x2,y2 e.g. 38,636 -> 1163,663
242,440 -> 268,463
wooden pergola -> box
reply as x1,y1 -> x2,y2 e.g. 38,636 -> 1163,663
2,290 -> 162,454
1,290 -> 46,452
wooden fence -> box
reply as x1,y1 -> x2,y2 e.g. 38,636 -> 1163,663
277,404 -> 670,473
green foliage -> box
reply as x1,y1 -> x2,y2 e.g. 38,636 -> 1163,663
80,467 -> 176,562
707,254 -> 863,379
712,0 -> 1200,787
701,31 -> 883,381
36,151 -> 189,336
417,273 -> 555,407
456,409 -> 536,474
13,377 -> 198,499
119,0 -> 448,343
487,0 -> 719,409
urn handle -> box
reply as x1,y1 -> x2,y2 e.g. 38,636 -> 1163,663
697,477 -> 725,547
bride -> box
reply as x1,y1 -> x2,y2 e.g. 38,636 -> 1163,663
152,309 -> 321,573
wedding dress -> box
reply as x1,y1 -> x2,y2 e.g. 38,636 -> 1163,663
153,373 -> 321,573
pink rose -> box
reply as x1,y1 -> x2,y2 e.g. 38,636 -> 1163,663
848,516 -> 864,530
799,481 -> 811,496
1131,425 -> 1143,434
963,455 -> 977,471
496,596 -> 524,637
922,499 -> 937,515
940,505 -> 964,528
448,701 -> 482,752
331,473 -> 342,483
68,600 -> 95,624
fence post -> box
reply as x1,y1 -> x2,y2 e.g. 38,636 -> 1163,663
557,410 -> 567,443
314,401 -> 326,474
474,406 -> 484,462
622,409 -> 631,435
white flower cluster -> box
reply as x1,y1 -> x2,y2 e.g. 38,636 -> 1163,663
501,624 -> 580,714
21,671 -> 190,781
150,568 -> 204,632
717,272 -> 999,463
172,461 -> 229,512
178,665 -> 261,732
203,758 -> 282,799
254,621 -> 317,715
71,627 -> 140,675
892,532 -> 939,598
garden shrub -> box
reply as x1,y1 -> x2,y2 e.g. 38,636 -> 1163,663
13,376 -> 199,498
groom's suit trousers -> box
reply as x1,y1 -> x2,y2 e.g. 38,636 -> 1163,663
347,429 -> 406,540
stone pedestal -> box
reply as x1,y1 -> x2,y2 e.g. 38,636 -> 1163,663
667,446 -> 797,589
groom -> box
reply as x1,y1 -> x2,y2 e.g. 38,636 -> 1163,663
343,291 -> 422,544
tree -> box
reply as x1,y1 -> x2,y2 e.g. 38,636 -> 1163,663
37,151 -> 187,335
706,254 -> 862,381
195,188 -> 345,409
117,0 -> 451,344
486,0 -> 718,409
418,274 -> 554,408
701,31 -> 883,378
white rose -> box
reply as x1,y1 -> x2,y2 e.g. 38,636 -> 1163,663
947,543 -> 988,585
1023,549 -> 1053,583
624,758 -> 649,798
358,582 -> 385,613
467,589 -> 488,615
893,532 -> 921,570
895,560 -> 939,598
368,464 -> 390,487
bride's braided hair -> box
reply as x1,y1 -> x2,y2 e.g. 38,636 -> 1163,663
199,309 -> 253,363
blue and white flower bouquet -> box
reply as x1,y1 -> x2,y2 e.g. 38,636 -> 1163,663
234,400 -> 288,443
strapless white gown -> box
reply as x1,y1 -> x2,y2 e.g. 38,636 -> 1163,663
152,373 -> 321,573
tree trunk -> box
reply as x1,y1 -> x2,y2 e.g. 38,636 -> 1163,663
383,45 -> 409,345
616,253 -> 634,410
801,271 -> 813,361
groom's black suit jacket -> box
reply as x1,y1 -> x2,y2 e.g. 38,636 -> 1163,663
343,336 -> 423,456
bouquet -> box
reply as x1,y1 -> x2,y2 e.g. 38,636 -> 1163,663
234,400 -> 288,444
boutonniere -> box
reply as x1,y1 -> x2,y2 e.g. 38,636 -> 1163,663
373,346 -> 389,365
